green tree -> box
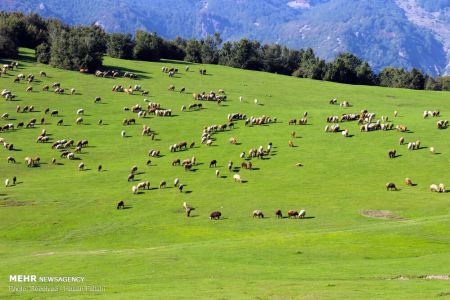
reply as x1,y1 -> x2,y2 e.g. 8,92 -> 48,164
185,39 -> 202,63
35,42 -> 50,64
107,33 -> 134,59
133,30 -> 161,61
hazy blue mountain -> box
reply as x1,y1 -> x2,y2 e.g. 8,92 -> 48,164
1,0 -> 449,75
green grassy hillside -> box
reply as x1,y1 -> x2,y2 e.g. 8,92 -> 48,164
0,49 -> 449,299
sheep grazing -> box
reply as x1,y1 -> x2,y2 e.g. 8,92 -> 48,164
291,131 -> 296,138
76,108 -> 84,115
438,183 -> 446,193
394,110 -> 398,117
342,129 -> 349,137
228,161 -> 233,172
117,201 -> 125,209
132,186 -> 138,194
71,88 -> 76,95
254,99 -> 258,105
229,137 -> 237,144
407,142 -> 415,150
76,117 -> 83,125
275,210 -> 282,218
159,180 -> 166,189
233,174 -> 242,183
121,130 -> 126,138
404,178 -> 413,186
288,210 -> 299,218
130,166 -> 138,174
386,182 -> 397,191
253,210 -> 264,218
183,202 -> 195,217
430,184 -> 440,192
299,209 -> 306,219
430,147 -> 435,154
174,178 -> 179,187
209,211 -> 222,220
239,96 -> 243,102
215,170 -> 220,178
399,137 -> 405,145
178,184 -> 184,193
388,149 -> 396,159
209,160 -> 217,168
78,163 -> 85,171
288,140 -> 294,147
5,178 -> 9,187
7,156 -> 15,163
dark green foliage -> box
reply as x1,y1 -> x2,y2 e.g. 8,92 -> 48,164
48,24 -> 107,71
323,53 -> 375,85
107,33 -> 134,59
160,38 -> 186,60
35,42 -> 50,64
379,67 -> 426,90
185,39 -> 202,63
133,30 -> 161,61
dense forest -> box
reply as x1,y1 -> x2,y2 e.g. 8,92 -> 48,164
1,11 -> 449,91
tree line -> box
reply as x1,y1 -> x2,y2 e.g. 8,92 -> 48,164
1,11 -> 449,91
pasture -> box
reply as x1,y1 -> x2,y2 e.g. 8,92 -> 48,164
0,49 -> 449,299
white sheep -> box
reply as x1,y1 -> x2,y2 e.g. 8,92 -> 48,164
239,96 -> 243,102
174,178 -> 179,187
407,142 -> 415,150
132,186 -> 138,194
78,163 -> 85,171
233,174 -> 242,183
254,99 -> 258,105
342,129 -> 349,137
430,147 -> 435,154
430,184 -> 439,192
5,178 -> 9,187
121,130 -> 126,138
216,170 -> 220,178
438,183 -> 446,193
76,117 -> 83,125
76,108 -> 84,115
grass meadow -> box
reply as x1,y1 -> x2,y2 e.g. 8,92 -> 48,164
0,49 -> 449,299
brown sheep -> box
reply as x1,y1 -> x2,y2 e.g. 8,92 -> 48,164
288,210 -> 299,218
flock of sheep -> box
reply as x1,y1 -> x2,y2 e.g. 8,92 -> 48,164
1,58 -> 448,222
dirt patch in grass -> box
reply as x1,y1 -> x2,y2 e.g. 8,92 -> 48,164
0,200 -> 34,207
361,210 -> 405,220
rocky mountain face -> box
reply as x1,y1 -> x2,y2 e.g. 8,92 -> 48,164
1,0 -> 449,75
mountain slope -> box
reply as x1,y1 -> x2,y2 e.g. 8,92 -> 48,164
1,0 -> 449,75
